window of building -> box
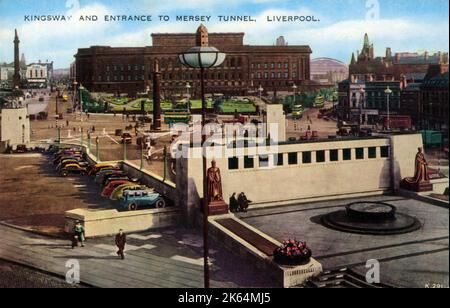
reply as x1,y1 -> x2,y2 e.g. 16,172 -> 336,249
264,72 -> 268,79
288,152 -> 298,165
277,72 -> 282,79
244,156 -> 254,169
271,72 -> 275,78
302,151 -> 312,164
257,63 -> 261,69
259,155 -> 269,168
316,150 -> 325,163
228,157 -> 239,170
264,63 -> 268,69
284,72 -> 289,79
278,62 -> 282,69
343,148 -> 352,161
380,146 -> 390,158
330,149 -> 339,162
271,63 -> 275,69
274,153 -> 284,166
356,148 -> 364,160
368,147 -> 377,159
284,62 -> 289,69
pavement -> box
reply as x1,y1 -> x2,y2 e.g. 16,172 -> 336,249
0,223 -> 275,288
237,194 -> 449,288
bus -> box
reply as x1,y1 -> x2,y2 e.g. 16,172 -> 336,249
313,95 -> 325,108
292,105 -> 304,119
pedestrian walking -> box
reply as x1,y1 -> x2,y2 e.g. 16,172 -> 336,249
115,229 -> 127,260
72,221 -> 85,248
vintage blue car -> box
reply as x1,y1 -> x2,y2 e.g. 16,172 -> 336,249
119,190 -> 166,211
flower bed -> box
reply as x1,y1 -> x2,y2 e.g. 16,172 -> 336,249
273,239 -> 312,266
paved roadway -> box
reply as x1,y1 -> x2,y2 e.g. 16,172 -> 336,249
0,223 -> 274,288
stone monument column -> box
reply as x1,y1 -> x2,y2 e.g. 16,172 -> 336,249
13,29 -> 21,89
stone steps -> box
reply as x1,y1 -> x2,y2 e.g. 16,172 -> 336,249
305,267 -> 390,288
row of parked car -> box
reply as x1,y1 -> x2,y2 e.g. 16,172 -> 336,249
48,145 -> 167,211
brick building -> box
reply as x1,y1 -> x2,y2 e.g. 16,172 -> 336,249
74,25 -> 313,97
339,33 -> 449,124
421,71 -> 449,133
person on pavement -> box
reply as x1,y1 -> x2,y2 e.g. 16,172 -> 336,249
72,221 -> 85,248
115,229 -> 127,260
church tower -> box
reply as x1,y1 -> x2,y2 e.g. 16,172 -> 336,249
13,29 -> 21,88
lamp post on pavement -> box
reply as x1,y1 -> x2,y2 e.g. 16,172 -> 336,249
79,84 -> 84,122
385,86 -> 393,131
186,83 -> 192,112
359,87 -> 365,127
96,137 -> 100,162
178,24 -> 226,289
72,80 -> 78,106
292,84 -> 298,105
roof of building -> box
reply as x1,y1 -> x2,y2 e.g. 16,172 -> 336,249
422,72 -> 449,88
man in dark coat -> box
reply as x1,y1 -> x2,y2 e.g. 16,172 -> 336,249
115,229 -> 127,260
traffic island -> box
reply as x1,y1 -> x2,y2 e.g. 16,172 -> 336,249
208,215 -> 323,288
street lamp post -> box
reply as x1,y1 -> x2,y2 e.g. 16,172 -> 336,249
385,86 -> 393,131
292,84 -> 298,105
79,84 -> 85,122
178,24 -> 226,289
96,137 -> 100,162
258,84 -> 264,102
186,83 -> 192,112
359,87 -> 365,127
73,80 -> 78,106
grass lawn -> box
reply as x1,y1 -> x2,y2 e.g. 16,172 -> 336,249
189,99 -> 214,109
219,100 -> 256,113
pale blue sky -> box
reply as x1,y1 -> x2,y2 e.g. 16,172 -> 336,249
0,0 -> 448,68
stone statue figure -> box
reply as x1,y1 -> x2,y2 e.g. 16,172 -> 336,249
207,160 -> 223,203
401,147 -> 433,192
405,148 -> 430,184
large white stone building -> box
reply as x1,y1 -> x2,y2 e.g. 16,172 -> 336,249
0,107 -> 31,148
177,132 -> 424,225
26,63 -> 48,86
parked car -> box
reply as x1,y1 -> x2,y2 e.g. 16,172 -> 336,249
95,170 -> 127,184
119,190 -> 166,211
60,164 -> 88,177
57,160 -> 88,171
53,154 -> 83,165
14,144 -> 28,153
88,164 -> 118,176
95,170 -> 127,185
110,184 -> 153,200
103,176 -> 131,188
121,133 -> 132,144
101,180 -> 133,198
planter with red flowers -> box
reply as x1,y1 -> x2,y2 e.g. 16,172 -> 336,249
273,239 -> 312,266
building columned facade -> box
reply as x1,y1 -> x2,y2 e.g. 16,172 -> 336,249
74,25 -> 313,97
